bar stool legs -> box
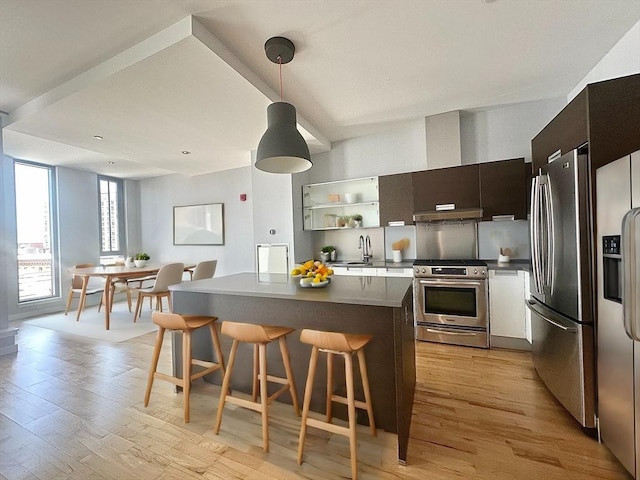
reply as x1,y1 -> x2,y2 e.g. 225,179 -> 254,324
297,329 -> 375,480
214,322 -> 299,453
144,312 -> 225,423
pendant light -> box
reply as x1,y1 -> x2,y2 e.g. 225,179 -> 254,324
255,36 -> 312,174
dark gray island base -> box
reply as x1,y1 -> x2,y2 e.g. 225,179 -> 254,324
170,272 -> 416,464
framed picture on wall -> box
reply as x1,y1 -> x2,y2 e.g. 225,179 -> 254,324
173,203 -> 224,245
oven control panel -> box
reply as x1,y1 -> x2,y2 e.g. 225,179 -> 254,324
414,266 -> 487,279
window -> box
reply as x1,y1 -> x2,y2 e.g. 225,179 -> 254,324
98,175 -> 125,256
15,161 -> 58,302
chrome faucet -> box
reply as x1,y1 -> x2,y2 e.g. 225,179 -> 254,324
359,234 -> 372,263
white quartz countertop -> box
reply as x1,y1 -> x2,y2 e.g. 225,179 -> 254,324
170,272 -> 413,308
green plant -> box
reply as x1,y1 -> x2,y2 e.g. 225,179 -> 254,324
337,216 -> 350,227
321,245 -> 335,253
135,252 -> 150,260
351,214 -> 363,221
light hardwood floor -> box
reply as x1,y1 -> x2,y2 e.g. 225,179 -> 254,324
1,317 -> 631,480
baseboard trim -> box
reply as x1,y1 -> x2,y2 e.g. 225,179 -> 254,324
490,335 -> 531,351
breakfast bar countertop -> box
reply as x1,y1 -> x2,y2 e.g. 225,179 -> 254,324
170,272 -> 413,308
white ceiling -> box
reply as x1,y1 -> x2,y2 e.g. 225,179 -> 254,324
1,0 -> 639,180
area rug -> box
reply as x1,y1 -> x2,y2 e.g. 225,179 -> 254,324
24,304 -> 158,343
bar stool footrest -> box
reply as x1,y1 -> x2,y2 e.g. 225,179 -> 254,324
331,394 -> 369,411
225,394 -> 264,413
154,372 -> 182,386
268,383 -> 292,404
305,416 -> 350,437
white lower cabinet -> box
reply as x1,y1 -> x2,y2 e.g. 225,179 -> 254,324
488,269 -> 529,349
375,267 -> 413,278
331,266 -> 412,277
330,266 -> 375,276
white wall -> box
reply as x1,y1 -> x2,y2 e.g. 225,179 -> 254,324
58,168 -> 101,269
124,179 -> 142,255
460,98 -> 566,165
426,111 -> 462,169
568,19 -> 640,101
310,119 -> 428,182
251,157 -> 296,269
138,167 -> 254,276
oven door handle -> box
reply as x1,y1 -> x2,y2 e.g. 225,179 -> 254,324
417,279 -> 484,287
425,328 -> 482,336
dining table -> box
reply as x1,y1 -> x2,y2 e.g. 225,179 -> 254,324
68,263 -> 195,330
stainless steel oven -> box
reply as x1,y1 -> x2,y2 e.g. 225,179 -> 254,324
413,259 -> 489,348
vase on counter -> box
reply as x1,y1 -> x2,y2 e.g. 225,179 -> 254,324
134,259 -> 147,268
330,250 -> 337,261
320,252 -> 330,262
125,256 -> 135,267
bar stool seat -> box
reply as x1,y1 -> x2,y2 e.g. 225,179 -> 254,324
214,321 -> 300,452
144,312 -> 225,423
297,329 -> 376,480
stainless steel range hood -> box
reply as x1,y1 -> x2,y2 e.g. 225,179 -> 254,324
413,207 -> 483,222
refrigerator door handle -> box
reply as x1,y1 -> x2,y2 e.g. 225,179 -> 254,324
530,176 -> 543,295
622,207 -> 640,341
526,300 -> 578,333
543,178 -> 554,293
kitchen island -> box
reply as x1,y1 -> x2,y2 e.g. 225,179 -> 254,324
169,272 -> 415,464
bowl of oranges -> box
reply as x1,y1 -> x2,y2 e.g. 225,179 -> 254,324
291,260 -> 333,288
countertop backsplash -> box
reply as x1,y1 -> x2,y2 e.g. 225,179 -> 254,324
384,225 -> 417,261
478,220 -> 530,261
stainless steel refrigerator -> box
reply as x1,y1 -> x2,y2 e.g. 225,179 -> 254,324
528,148 -> 597,428
596,150 -> 640,478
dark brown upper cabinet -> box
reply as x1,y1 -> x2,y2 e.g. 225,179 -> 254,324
379,172 -> 414,226
479,158 -> 528,220
412,164 -> 480,212
531,74 -> 640,174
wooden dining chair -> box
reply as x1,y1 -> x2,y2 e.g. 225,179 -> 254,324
64,263 -> 105,321
133,263 -> 184,322
190,260 -> 217,280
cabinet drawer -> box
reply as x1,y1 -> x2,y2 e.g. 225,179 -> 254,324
376,267 -> 413,277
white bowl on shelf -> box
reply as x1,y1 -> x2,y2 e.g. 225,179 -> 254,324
343,193 -> 358,204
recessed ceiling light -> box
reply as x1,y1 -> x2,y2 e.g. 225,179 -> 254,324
181,150 -> 191,155
93,135 -> 103,140
107,161 -> 116,165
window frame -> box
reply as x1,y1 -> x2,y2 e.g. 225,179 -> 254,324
14,160 -> 60,303
98,175 -> 126,257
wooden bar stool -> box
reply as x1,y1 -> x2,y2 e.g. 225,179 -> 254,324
297,329 -> 376,480
144,311 -> 225,423
213,321 -> 300,452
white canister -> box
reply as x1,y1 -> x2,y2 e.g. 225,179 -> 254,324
343,192 -> 358,204
392,250 -> 402,263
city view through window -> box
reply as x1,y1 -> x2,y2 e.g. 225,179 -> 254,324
15,162 -> 56,302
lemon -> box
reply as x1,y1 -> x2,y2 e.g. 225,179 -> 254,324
291,268 -> 301,276
307,272 -> 314,277
313,277 -> 321,283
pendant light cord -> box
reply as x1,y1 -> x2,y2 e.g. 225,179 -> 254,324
278,55 -> 284,101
